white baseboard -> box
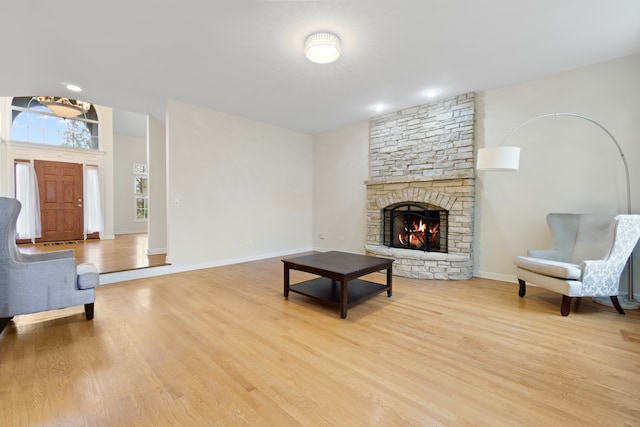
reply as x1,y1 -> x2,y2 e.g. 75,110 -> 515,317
169,247 -> 313,274
146,248 -> 167,255
98,247 -> 313,284
99,265 -> 172,285
474,270 -> 517,284
312,246 -> 365,255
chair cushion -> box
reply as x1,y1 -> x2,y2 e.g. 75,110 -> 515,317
514,256 -> 581,280
77,263 -> 99,289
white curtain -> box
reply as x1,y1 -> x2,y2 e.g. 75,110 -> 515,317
84,166 -> 103,234
15,162 -> 42,239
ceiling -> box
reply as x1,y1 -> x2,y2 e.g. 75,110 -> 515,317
4,0 -> 640,135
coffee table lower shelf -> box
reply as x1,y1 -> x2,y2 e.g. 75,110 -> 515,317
289,277 -> 389,309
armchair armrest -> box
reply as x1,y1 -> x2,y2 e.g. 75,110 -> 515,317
6,257 -> 79,314
580,259 -> 622,296
10,256 -> 77,289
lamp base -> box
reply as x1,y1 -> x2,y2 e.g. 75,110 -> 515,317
592,296 -> 640,310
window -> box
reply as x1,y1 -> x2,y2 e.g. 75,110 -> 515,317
134,163 -> 148,221
10,96 -> 99,149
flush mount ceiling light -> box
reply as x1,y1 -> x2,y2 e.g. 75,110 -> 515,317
305,32 -> 341,64
36,96 -> 92,118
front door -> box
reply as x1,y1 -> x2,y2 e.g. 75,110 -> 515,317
35,160 -> 84,242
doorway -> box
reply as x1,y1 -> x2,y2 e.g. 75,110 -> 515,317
34,160 -> 84,242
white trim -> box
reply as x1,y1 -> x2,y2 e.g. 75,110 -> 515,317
4,140 -> 107,156
146,247 -> 167,255
473,270 -> 517,284
114,229 -> 147,235
99,265 -> 172,285
98,247 -> 313,285
169,247 -> 313,274
312,245 -> 365,255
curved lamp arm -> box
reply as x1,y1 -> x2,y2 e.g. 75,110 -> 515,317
477,112 -> 631,214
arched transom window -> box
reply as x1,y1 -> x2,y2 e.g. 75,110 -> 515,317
10,96 -> 99,150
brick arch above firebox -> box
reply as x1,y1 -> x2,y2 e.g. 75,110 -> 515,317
373,188 -> 457,212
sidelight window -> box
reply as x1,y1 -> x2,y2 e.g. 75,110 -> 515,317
134,163 -> 148,221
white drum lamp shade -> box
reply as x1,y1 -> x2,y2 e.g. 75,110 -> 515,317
476,146 -> 520,171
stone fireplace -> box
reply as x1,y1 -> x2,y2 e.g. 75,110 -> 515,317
365,93 -> 475,280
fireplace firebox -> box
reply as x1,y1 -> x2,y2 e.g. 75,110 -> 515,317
383,203 -> 447,253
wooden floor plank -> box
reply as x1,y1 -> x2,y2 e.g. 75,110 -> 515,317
1,255 -> 639,426
16,233 -> 168,274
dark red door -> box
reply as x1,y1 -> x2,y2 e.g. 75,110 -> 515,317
34,160 -> 84,242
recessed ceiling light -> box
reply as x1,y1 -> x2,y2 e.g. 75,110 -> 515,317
424,88 -> 441,98
66,84 -> 82,92
374,104 -> 385,112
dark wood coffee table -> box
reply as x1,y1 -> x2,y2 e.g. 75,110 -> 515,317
283,251 -> 394,318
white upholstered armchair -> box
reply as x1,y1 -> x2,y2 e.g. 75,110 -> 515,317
0,197 -> 99,334
514,213 -> 640,316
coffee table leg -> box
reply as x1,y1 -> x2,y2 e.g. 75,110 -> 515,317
284,263 -> 290,298
340,279 -> 348,318
387,265 -> 393,297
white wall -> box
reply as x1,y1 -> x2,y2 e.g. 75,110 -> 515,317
474,53 -> 640,296
147,115 -> 167,255
113,134 -> 147,235
166,100 -> 313,269
312,121 -> 369,253
100,106 -> 115,240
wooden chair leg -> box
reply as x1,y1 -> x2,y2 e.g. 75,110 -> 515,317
609,296 -> 625,315
518,279 -> 526,297
84,303 -> 94,320
0,317 -> 13,333
561,295 -> 572,316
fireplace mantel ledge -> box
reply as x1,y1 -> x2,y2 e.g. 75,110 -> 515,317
365,245 -> 469,262
365,172 -> 474,186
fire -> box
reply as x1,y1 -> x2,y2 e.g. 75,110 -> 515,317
429,221 -> 439,243
397,217 -> 439,248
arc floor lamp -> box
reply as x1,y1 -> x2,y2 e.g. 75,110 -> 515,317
476,112 -> 638,309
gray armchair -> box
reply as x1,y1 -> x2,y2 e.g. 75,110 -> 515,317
0,197 -> 98,334
514,213 -> 640,316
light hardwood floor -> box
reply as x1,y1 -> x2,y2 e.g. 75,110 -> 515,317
1,256 -> 639,426
17,233 -> 168,273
